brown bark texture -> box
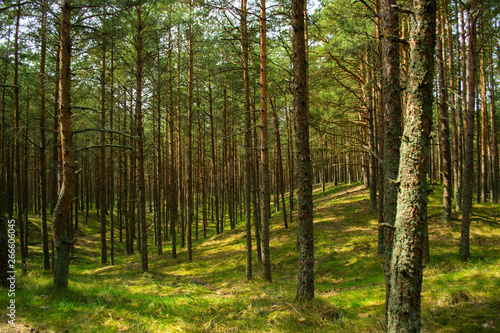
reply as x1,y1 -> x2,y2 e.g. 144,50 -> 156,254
459,0 -> 477,262
293,0 -> 314,301
387,0 -> 436,329
52,0 -> 76,289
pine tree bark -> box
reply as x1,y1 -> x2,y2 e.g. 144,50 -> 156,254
39,0 -> 50,271
479,19 -> 488,203
109,43 -> 115,265
99,42 -> 107,265
459,0 -> 477,262
52,0 -> 75,289
437,12 -> 452,223
375,0 -> 385,255
387,0 -> 436,328
135,4 -> 148,272
186,0 -> 194,262
242,0 -> 252,280
168,23 -> 178,259
293,0 -> 314,300
13,0 -> 27,275
381,0 -> 402,312
177,40 -> 185,248
208,80 -> 220,235
155,39 -> 162,255
260,0 -> 272,282
488,43 -> 499,203
444,5 -> 461,213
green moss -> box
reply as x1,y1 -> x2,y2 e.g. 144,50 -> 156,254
1,183 -> 499,332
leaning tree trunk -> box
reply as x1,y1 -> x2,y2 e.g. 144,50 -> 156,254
52,0 -> 76,289
387,0 -> 436,329
293,0 -> 314,301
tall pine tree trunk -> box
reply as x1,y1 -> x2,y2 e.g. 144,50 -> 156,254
39,0 -> 50,271
381,0 -> 402,312
168,22 -> 178,258
293,0 -> 314,300
135,4 -> 147,271
260,0 -> 272,282
437,12 -> 452,222
459,0 -> 477,262
53,0 -> 75,289
242,0 -> 252,280
186,0 -> 194,262
387,0 -> 436,328
488,43 -> 499,203
99,42 -> 107,265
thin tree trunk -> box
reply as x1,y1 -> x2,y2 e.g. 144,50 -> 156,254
209,80 -> 219,235
437,11 -> 452,222
269,96 -> 288,229
293,0 -> 314,300
375,0 -> 385,255
40,0 -> 50,271
109,43 -> 115,265
445,3 -> 461,213
479,19 -> 488,203
177,39 -> 185,248
459,0 -> 477,262
13,0 -> 27,275
186,0 -> 194,262
242,0 -> 252,280
489,43 -> 499,203
135,4 -> 148,272
252,95 -> 262,263
169,22 -> 178,258
99,42 -> 107,265
260,0 -> 272,282
155,38 -> 162,255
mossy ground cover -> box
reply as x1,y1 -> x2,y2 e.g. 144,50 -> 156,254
1,183 -> 499,332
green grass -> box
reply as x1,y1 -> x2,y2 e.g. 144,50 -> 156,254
1,182 -> 499,332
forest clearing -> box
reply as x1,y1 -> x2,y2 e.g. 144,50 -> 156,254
1,183 -> 499,332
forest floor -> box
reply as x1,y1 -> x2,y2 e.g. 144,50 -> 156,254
1,182 -> 500,332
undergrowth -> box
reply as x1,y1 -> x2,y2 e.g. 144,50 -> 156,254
1,182 -> 499,332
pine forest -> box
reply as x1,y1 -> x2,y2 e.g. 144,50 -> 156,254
0,0 -> 499,332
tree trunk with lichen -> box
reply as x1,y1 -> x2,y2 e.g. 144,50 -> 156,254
381,0 -> 402,317
386,0 -> 436,329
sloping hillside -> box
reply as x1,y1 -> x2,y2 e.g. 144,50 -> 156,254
2,183 -> 499,332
